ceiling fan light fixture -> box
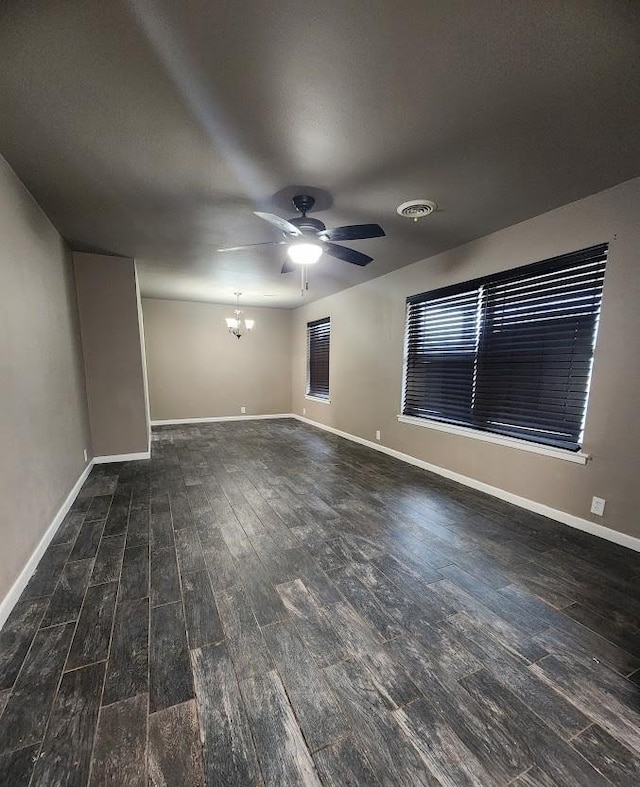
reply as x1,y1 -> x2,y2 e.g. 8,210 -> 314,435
287,241 -> 323,265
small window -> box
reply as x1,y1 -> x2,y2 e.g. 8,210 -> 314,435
403,244 -> 607,451
307,317 -> 330,399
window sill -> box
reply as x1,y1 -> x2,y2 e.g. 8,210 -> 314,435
396,414 -> 589,465
305,394 -> 331,405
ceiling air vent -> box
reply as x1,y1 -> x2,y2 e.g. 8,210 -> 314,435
396,199 -> 438,221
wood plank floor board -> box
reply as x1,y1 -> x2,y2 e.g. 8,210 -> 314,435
262,620 -> 348,751
69,518 -> 105,561
102,487 -> 132,537
119,544 -> 150,602
150,492 -> 174,551
29,661 -> 105,787
324,658 -> 442,787
126,501 -> 150,549
91,533 -> 126,585
215,584 -> 273,680
0,596 -> 49,689
240,669 -> 323,787
89,693 -> 148,787
168,489 -> 195,531
182,570 -> 224,649
235,552 -> 288,626
0,623 -> 74,752
175,527 -> 206,575
66,581 -> 118,670
150,544 -> 181,607
329,568 -> 404,640
531,650 -> 640,755
571,723 -> 640,787
562,601 -> 640,657
276,580 -> 347,668
40,558 -> 94,628
460,667 -> 611,787
348,560 -> 457,630
312,736 -> 381,787
282,548 -> 342,606
371,552 -> 441,591
387,629 -> 481,686
313,540 -> 348,573
0,744 -> 38,785
497,583 -> 575,630
85,493 -> 113,522
532,620 -> 640,677
51,510 -> 86,548
389,644 -> 533,783
0,690 -> 9,719
431,579 -> 547,662
501,561 -> 578,609
148,700 -> 205,787
438,564 -> 550,634
191,642 -> 261,787
394,698 -> 499,787
329,601 -> 421,709
102,597 -> 149,706
537,548 -> 640,605
149,600 -> 193,713
202,527 -> 239,590
22,542 -> 73,598
442,612 -> 589,739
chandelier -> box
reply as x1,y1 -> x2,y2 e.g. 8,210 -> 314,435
225,292 -> 254,339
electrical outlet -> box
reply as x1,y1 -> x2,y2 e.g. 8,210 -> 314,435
375,430 -> 381,441
240,406 -> 246,414
83,448 -> 88,462
302,407 -> 306,415
591,496 -> 606,516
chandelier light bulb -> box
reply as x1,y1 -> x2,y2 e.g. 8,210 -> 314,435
225,293 -> 254,338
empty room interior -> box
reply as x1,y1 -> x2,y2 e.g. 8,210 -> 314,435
2,2 -> 640,785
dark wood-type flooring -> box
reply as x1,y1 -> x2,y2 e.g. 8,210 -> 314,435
1,419 -> 640,786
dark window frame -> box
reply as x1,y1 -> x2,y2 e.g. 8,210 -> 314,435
402,244 -> 607,452
307,317 -> 330,399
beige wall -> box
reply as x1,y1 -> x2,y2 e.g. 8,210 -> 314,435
143,299 -> 292,420
74,253 -> 150,457
292,177 -> 640,541
0,155 -> 91,605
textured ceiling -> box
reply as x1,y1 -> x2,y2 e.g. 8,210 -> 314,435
1,0 -> 639,307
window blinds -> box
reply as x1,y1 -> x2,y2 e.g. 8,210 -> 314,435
403,244 -> 607,450
307,317 -> 330,398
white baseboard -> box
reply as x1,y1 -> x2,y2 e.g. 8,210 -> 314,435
0,460 -> 95,630
292,414 -> 640,554
151,413 -> 295,426
93,451 -> 151,463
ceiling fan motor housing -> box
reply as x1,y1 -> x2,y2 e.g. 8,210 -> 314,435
288,215 -> 326,234
292,194 -> 315,215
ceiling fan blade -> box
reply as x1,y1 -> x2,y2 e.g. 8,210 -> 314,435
217,241 -> 285,253
321,223 -> 385,242
254,211 -> 302,236
324,242 -> 373,267
281,258 -> 296,274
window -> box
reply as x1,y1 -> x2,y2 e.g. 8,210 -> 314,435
307,317 -> 330,399
403,244 -> 607,451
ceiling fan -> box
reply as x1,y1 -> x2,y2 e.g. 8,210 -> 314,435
217,194 -> 385,273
